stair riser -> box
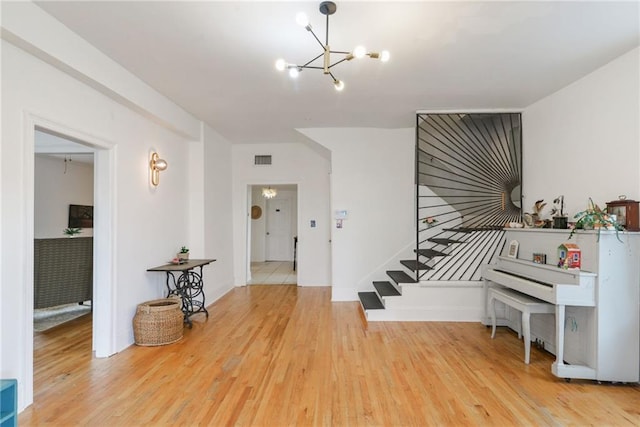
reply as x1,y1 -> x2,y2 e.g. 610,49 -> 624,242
364,307 -> 484,322
362,285 -> 485,321
381,285 -> 483,312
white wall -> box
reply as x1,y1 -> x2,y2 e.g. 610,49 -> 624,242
202,124 -> 235,303
298,128 -> 415,301
1,3 -> 235,411
34,154 -> 94,238
523,47 -> 640,218
232,143 -> 331,286
1,38 -> 188,410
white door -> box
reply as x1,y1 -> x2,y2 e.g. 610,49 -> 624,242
266,198 -> 292,261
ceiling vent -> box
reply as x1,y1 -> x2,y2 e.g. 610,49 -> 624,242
254,155 -> 272,165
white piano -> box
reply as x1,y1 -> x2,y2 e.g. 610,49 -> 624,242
483,228 -> 640,382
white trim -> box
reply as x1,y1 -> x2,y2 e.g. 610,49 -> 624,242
21,113 -> 36,411
331,286 -> 358,301
415,108 -> 525,114
364,307 -> 485,322
243,181 -> 300,286
92,146 -> 117,357
23,112 -> 118,411
413,280 -> 483,288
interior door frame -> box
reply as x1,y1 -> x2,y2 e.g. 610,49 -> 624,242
245,183 -> 299,283
23,113 -> 117,406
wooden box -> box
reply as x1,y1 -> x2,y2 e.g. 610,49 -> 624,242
606,199 -> 639,231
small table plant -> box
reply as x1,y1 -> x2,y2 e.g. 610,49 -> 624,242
569,198 -> 622,241
63,227 -> 82,237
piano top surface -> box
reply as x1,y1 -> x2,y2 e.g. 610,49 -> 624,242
484,257 -> 597,305
492,256 -> 596,278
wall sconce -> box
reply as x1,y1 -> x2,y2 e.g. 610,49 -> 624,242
149,152 -> 168,186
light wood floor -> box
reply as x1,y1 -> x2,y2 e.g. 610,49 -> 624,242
22,285 -> 640,426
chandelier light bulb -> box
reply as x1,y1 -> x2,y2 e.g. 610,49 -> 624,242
353,45 -> 366,59
296,12 -> 309,27
262,187 -> 277,199
275,2 -> 387,90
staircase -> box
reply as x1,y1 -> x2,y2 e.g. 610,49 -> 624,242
357,227 -> 505,321
357,112 -> 522,322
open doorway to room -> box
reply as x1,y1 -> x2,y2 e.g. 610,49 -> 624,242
248,184 -> 298,285
32,129 -> 96,389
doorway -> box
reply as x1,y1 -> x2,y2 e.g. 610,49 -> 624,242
248,184 -> 298,285
34,129 -> 95,332
25,116 -> 116,405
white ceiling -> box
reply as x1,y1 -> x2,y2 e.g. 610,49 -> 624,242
35,1 -> 639,145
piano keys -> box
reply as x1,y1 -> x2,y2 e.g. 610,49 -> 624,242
484,257 -> 596,306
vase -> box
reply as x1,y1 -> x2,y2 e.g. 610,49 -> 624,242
553,217 -> 568,229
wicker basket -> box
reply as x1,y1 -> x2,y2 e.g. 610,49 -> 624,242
133,298 -> 183,346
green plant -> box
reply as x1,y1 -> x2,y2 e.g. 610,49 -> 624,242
63,227 -> 82,236
569,198 -> 622,241
179,246 -> 189,253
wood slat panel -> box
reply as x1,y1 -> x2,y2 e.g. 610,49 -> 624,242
21,285 -> 640,426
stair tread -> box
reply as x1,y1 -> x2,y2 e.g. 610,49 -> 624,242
443,227 -> 474,233
415,248 -> 448,258
386,270 -> 418,284
400,260 -> 432,272
429,238 -> 464,245
358,291 -> 385,310
444,226 -> 504,232
373,281 -> 401,297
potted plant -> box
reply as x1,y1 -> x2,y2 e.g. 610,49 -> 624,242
551,195 -> 568,229
177,246 -> 189,261
569,198 -> 622,241
63,227 -> 82,237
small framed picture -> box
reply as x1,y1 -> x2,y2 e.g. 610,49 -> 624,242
507,240 -> 519,258
533,253 -> 546,264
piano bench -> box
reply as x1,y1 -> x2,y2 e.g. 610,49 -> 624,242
488,287 -> 555,364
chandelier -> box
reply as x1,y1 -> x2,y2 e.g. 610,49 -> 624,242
275,1 -> 389,91
262,187 -> 277,199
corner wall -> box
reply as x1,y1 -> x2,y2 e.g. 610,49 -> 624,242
522,47 -> 640,217
202,124 -> 236,303
298,128 -> 415,301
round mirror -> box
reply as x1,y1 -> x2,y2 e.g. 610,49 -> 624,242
510,185 -> 522,209
251,205 -> 262,220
